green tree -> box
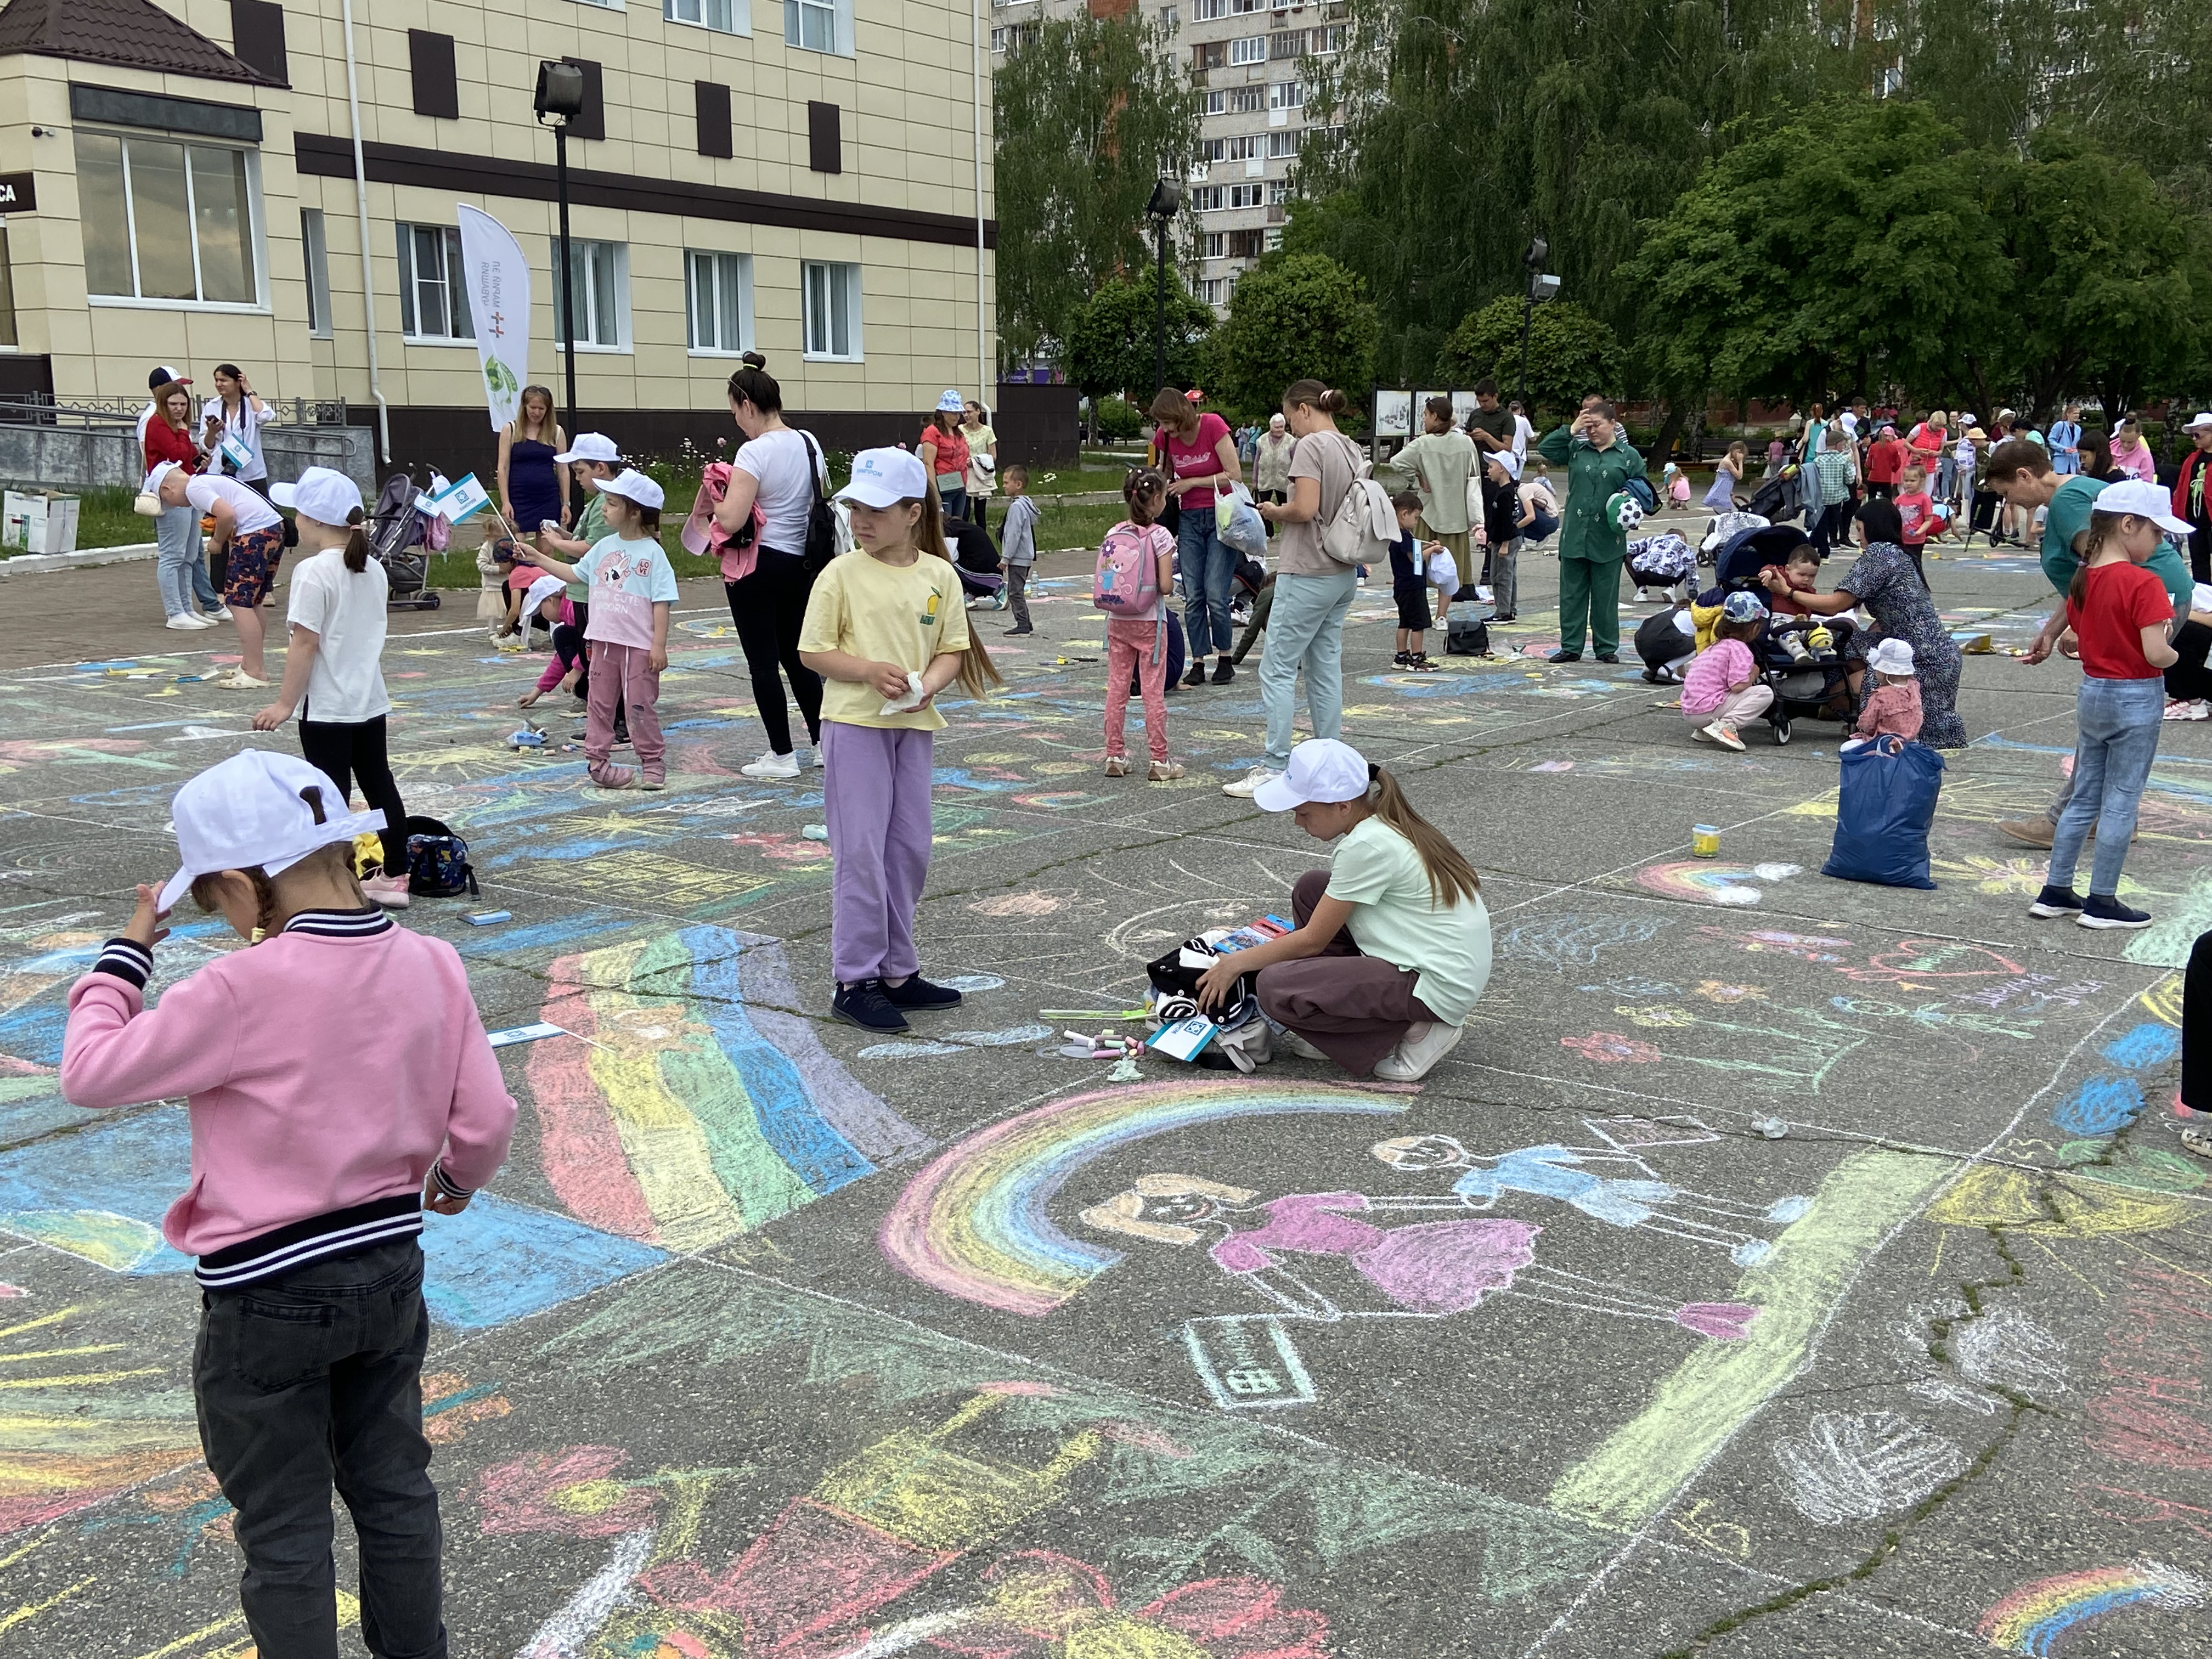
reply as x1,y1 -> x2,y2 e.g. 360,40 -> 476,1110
1622,99 -> 2008,407
1211,255 -> 1380,424
1063,269 -> 1216,405
1441,296 -> 1622,426
993,17 -> 1199,366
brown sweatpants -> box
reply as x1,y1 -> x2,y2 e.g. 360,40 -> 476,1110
1257,871 -> 1440,1076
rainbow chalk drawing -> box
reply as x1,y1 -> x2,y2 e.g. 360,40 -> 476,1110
1634,861 -> 1802,907
528,926 -> 930,1252
879,1080 -> 1409,1317
1978,1561 -> 2209,1655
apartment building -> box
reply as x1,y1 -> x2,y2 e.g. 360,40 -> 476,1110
989,0 -> 1340,315
0,0 -> 996,472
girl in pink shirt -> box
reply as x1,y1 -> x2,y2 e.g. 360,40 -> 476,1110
62,749 -> 516,1659
1683,593 -> 1775,751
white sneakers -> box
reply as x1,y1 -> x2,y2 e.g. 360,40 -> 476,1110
1374,1021 -> 1464,1081
1694,720 -> 1746,752
208,605 -> 234,621
1223,766 -> 1283,799
165,614 -> 215,630
1276,1028 -> 1329,1062
206,667 -> 270,690
740,748 -> 818,780
2163,698 -> 2209,722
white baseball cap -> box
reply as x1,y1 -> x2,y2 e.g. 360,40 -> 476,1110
143,460 -> 184,495
973,453 -> 996,475
596,469 -> 665,511
1252,738 -> 1374,814
523,574 -> 567,616
2185,411 -> 2212,433
2092,478 -> 2192,536
838,447 -> 929,509
1487,450 -> 1522,481
270,466 -> 363,526
935,390 -> 966,414
1867,638 -> 1916,676
554,432 -> 621,465
158,749 -> 387,913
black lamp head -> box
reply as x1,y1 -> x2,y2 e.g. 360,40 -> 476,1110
534,61 -> 588,124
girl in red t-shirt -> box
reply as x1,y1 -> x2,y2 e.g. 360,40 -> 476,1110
918,396 -> 972,521
1148,388 -> 1244,687
2032,483 -> 2190,928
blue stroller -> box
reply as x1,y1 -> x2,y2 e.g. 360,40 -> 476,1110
1709,523 -> 1853,743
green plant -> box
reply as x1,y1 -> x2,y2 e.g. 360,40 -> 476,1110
1093,396 -> 1143,441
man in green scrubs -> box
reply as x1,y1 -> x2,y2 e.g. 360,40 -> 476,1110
1534,400 -> 1649,663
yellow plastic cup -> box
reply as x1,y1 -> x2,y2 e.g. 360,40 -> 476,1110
1691,825 -> 1721,858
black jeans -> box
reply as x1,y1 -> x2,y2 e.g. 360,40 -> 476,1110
2165,618 -> 2212,703
725,548 -> 823,755
298,715 -> 407,871
2186,929 -> 2212,1113
1809,502 -> 1852,554
195,1239 -> 445,1659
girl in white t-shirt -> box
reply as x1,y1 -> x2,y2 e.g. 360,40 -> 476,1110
249,468 -> 410,906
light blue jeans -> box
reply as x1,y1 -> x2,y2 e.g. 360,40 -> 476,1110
1261,568 -> 1359,769
2049,675 -> 2165,896
154,504 -> 201,618
1180,512 -> 1236,657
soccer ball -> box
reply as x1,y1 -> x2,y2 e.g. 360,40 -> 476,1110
1607,492 -> 1645,532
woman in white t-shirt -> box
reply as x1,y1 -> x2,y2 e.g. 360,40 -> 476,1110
714,352 -> 831,781
248,468 -> 409,906
1194,739 -> 1490,1081
200,363 -> 269,490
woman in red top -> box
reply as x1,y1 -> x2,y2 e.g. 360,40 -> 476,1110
2030,481 -> 2190,929
1864,425 -> 1906,501
1148,387 -> 1244,686
917,392 -> 972,522
144,381 -> 218,629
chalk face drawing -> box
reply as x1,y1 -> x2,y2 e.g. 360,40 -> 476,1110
1977,1561 -> 2209,1655
528,926 -> 930,1251
1769,1410 -> 1967,1525
879,1081 -> 1410,1317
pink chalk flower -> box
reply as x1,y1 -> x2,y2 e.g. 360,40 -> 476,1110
470,1446 -> 656,1538
1561,1031 -> 1662,1064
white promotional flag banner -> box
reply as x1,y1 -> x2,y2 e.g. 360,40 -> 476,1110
455,204 -> 530,433
433,473 -> 492,523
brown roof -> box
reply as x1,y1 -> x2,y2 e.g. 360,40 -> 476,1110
0,0 -> 273,85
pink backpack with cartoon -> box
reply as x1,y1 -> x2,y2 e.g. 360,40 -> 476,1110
1093,522 -> 1166,620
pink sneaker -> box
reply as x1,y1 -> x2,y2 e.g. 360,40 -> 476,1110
362,873 -> 410,910
590,764 -> 637,789
639,770 -> 666,791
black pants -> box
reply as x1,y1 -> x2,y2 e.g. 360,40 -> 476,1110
1809,502 -> 1852,553
195,1239 -> 444,1659
2185,929 -> 2212,1114
2190,524 -> 2210,586
725,549 -> 823,756
1006,562 -> 1031,630
298,714 -> 407,872
2166,618 -> 2212,703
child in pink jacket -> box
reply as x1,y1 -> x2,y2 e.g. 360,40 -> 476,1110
61,748 -> 516,1659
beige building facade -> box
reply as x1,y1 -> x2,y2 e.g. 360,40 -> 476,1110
0,0 -> 997,472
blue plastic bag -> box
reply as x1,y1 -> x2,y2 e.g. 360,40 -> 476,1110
1822,737 -> 1944,888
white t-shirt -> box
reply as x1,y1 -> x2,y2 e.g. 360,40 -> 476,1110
184,473 -> 281,534
733,428 -> 822,557
286,548 -> 392,723
201,394 -> 268,482
1511,413 -> 1534,458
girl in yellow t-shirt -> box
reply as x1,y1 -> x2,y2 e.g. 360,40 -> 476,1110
798,448 -> 1001,1034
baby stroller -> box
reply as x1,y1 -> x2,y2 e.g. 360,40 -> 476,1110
1627,532 -> 1696,601
368,470 -> 441,612
1709,522 -> 1852,742
1741,465 -> 1802,527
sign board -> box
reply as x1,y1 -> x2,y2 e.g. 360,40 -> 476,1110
0,173 -> 34,213
1372,389 -> 1413,441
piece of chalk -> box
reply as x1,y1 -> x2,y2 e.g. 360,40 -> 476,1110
464,911 -> 511,926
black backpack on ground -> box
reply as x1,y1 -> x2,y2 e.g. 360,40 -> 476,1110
402,815 -> 478,898
1446,616 -> 1491,657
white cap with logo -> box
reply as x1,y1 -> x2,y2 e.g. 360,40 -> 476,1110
553,432 -> 621,465
1252,738 -> 1374,814
270,466 -> 363,526
838,447 -> 929,509
2092,478 -> 2192,537
157,749 -> 388,913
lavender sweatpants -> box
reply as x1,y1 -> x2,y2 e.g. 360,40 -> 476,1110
822,721 -> 935,984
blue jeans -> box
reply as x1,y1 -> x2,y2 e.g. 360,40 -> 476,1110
2049,676 -> 2164,896
1179,512 -> 1235,656
1261,568 -> 1359,768
154,504 -> 201,618
935,479 -> 966,522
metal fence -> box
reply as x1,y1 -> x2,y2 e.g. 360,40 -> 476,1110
0,394 -> 351,429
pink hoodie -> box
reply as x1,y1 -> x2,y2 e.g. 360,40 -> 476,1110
62,910 -> 517,1286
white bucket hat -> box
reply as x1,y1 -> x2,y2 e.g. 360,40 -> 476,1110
1252,738 -> 1373,814
158,749 -> 387,912
1867,638 -> 1916,676
935,390 -> 966,414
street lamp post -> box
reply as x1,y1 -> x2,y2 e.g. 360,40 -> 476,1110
1517,236 -> 1556,414
1146,178 -> 1184,395
534,61 -> 586,439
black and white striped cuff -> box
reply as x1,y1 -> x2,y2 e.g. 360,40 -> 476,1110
428,1163 -> 473,1201
93,938 -> 154,990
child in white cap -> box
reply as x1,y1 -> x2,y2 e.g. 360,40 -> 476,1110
521,469 -> 676,789
249,466 -> 411,906
60,748 -> 516,1659
1843,637 -> 1923,751
1190,737 -> 1489,1080
798,448 -> 1002,1034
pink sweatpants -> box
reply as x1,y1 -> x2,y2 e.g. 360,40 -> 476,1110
1104,616 -> 1170,762
587,641 -> 663,778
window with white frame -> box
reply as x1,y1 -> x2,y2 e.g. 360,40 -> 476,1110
1228,35 -> 1266,63
1312,23 -> 1344,51
1204,232 -> 1225,258
1269,78 -> 1304,108
1193,0 -> 1226,17
1229,85 -> 1264,112
666,0 -> 744,31
1228,183 -> 1264,207
991,26 -> 1006,50
786,0 -> 850,53
1229,0 -> 1265,12
1199,278 -> 1224,304
1267,178 -> 1293,204
802,260 -> 861,359
1159,5 -> 1177,25
75,130 -> 262,305
1269,28 -> 1305,56
301,207 -> 331,337
1222,134 -> 1261,161
685,250 -> 754,353
552,239 -> 628,349
1190,185 -> 1225,211
1267,129 -> 1300,157
396,223 -> 472,340
1202,89 -> 1226,114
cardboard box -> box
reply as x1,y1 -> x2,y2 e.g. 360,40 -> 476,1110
2,491 -> 81,555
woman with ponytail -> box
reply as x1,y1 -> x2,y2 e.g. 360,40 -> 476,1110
799,449 -> 1002,1034
251,468 -> 411,906
1195,738 -> 1489,1080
